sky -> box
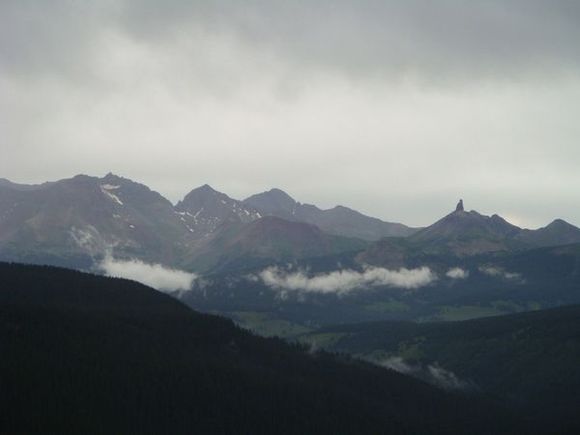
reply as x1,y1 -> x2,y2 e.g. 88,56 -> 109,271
1,0 -> 580,228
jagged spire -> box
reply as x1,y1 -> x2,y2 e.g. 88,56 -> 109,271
456,199 -> 464,212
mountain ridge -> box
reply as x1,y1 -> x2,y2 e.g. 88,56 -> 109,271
360,200 -> 580,263
2,176 -> 580,276
244,188 -> 419,240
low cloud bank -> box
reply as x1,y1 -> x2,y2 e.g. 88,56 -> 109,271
479,266 -> 522,281
446,267 -> 469,279
99,256 -> 197,292
257,266 -> 436,295
381,357 -> 471,391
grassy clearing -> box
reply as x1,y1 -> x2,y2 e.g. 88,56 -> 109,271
435,305 -> 506,321
298,332 -> 352,349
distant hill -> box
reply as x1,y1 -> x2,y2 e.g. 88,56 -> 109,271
301,304 -> 580,433
244,188 -> 418,240
0,263 -> 520,434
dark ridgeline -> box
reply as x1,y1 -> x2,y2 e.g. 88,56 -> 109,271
0,263 -> 523,434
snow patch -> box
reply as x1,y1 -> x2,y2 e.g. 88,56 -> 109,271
101,184 -> 120,190
100,185 -> 124,205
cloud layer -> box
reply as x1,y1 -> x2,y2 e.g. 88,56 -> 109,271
100,256 -> 196,291
257,266 -> 436,295
2,1 -> 580,227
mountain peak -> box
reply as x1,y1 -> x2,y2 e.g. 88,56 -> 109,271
195,183 -> 217,193
180,184 -> 221,201
547,218 -> 571,228
176,184 -> 262,236
266,188 -> 296,203
101,172 -> 126,184
410,203 -> 522,255
243,188 -> 297,216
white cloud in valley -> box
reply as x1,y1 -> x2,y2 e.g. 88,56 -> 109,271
257,266 -> 436,295
446,267 -> 469,279
380,357 -> 471,391
478,265 -> 522,281
99,255 -> 197,292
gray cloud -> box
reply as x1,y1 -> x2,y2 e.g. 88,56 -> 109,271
257,266 -> 436,295
99,255 -> 197,291
4,1 -> 579,82
2,2 -> 580,228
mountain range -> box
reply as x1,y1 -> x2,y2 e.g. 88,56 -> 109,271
0,174 -> 417,271
2,175 -> 580,277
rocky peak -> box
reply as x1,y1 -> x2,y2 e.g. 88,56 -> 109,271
243,188 -> 297,215
456,199 -> 464,212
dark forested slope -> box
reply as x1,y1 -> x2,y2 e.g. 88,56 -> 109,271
0,263 -> 521,434
303,305 -> 580,433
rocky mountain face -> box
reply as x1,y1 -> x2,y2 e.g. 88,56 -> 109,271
244,188 -> 418,240
0,174 -> 191,266
175,184 -> 262,238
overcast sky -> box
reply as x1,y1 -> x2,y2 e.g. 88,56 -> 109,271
1,1 -> 579,228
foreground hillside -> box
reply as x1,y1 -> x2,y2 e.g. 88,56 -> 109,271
0,263 -> 520,434
302,305 -> 580,434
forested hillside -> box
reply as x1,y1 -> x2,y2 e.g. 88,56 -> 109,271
0,263 -> 521,434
